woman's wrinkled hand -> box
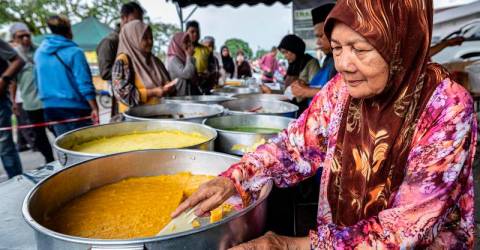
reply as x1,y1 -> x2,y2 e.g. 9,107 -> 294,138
171,176 -> 236,218
229,232 -> 309,250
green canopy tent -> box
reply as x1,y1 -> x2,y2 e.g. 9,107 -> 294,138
33,16 -> 113,51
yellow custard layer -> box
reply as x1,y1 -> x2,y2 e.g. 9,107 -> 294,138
72,130 -> 209,154
45,173 -> 214,239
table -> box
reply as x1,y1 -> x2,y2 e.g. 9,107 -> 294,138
0,163 -> 62,249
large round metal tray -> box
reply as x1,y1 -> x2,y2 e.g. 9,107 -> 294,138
220,99 -> 298,118
233,93 -> 290,102
211,86 -> 261,97
164,95 -> 236,105
204,115 -> 293,156
123,103 -> 224,123
23,149 -> 272,250
54,121 -> 217,166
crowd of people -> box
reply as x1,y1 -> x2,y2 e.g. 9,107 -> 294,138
0,14 -> 99,178
0,0 -> 476,248
0,1 -> 382,179
0,2 -> 260,179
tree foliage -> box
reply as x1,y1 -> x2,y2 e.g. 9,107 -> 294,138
0,0 -> 131,35
224,38 -> 253,59
0,0 -> 179,53
150,20 -> 180,54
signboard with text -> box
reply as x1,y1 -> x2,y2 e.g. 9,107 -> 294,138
292,0 -> 335,51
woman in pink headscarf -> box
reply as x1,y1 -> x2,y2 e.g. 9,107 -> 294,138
166,32 -> 197,96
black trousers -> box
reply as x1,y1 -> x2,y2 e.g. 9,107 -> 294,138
16,103 -> 35,149
25,109 -> 54,163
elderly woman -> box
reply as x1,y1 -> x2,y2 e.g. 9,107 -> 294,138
112,20 -> 176,113
173,0 -> 477,249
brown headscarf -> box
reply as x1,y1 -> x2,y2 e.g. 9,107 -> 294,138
324,0 -> 450,226
117,20 -> 170,88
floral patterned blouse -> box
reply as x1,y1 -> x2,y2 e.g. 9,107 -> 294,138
221,74 -> 477,249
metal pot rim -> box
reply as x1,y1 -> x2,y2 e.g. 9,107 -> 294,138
53,121 -> 218,158
220,99 -> 299,114
203,115 -> 294,135
165,95 -> 236,101
22,149 -> 273,245
123,103 -> 224,122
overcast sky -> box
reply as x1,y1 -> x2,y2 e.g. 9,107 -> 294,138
138,0 -> 479,53
138,1 -> 292,52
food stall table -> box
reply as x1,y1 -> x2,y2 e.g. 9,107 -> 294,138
0,163 -> 62,249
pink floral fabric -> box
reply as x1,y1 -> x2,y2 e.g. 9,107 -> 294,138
220,73 -> 477,249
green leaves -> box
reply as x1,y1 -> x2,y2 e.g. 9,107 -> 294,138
224,38 -> 253,59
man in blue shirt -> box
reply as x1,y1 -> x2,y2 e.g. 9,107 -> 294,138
35,15 -> 99,136
291,2 -> 337,100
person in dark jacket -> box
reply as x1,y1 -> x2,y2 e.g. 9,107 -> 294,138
35,15 -> 98,137
236,50 -> 252,79
96,2 -> 144,116
0,38 -> 24,178
220,46 -> 235,79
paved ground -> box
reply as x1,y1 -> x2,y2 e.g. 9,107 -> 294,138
0,99 -> 111,182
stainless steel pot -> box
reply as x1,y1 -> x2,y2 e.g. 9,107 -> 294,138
164,95 -> 236,105
23,149 -> 273,250
220,99 -> 298,118
123,103 -> 224,123
233,93 -> 290,102
204,115 -> 293,156
211,86 -> 261,97
54,121 -> 217,166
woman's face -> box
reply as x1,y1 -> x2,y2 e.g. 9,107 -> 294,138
222,47 -> 230,57
140,27 -> 153,54
237,54 -> 245,63
331,22 -> 389,99
280,48 -> 297,63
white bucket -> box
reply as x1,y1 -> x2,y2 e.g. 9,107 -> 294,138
465,62 -> 480,93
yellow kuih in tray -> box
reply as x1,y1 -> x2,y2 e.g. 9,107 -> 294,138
45,172 -> 214,239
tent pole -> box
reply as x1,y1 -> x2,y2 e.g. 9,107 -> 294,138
175,2 -> 184,31
184,6 -> 199,23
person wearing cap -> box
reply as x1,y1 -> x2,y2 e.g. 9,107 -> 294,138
9,22 -> 54,163
291,2 -> 337,100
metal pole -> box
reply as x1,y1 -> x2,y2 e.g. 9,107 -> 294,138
175,2 -> 184,31
184,6 -> 199,23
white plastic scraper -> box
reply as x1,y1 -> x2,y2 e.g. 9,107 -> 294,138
157,206 -> 198,236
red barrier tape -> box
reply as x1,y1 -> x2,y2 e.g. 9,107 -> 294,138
0,116 -> 93,131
